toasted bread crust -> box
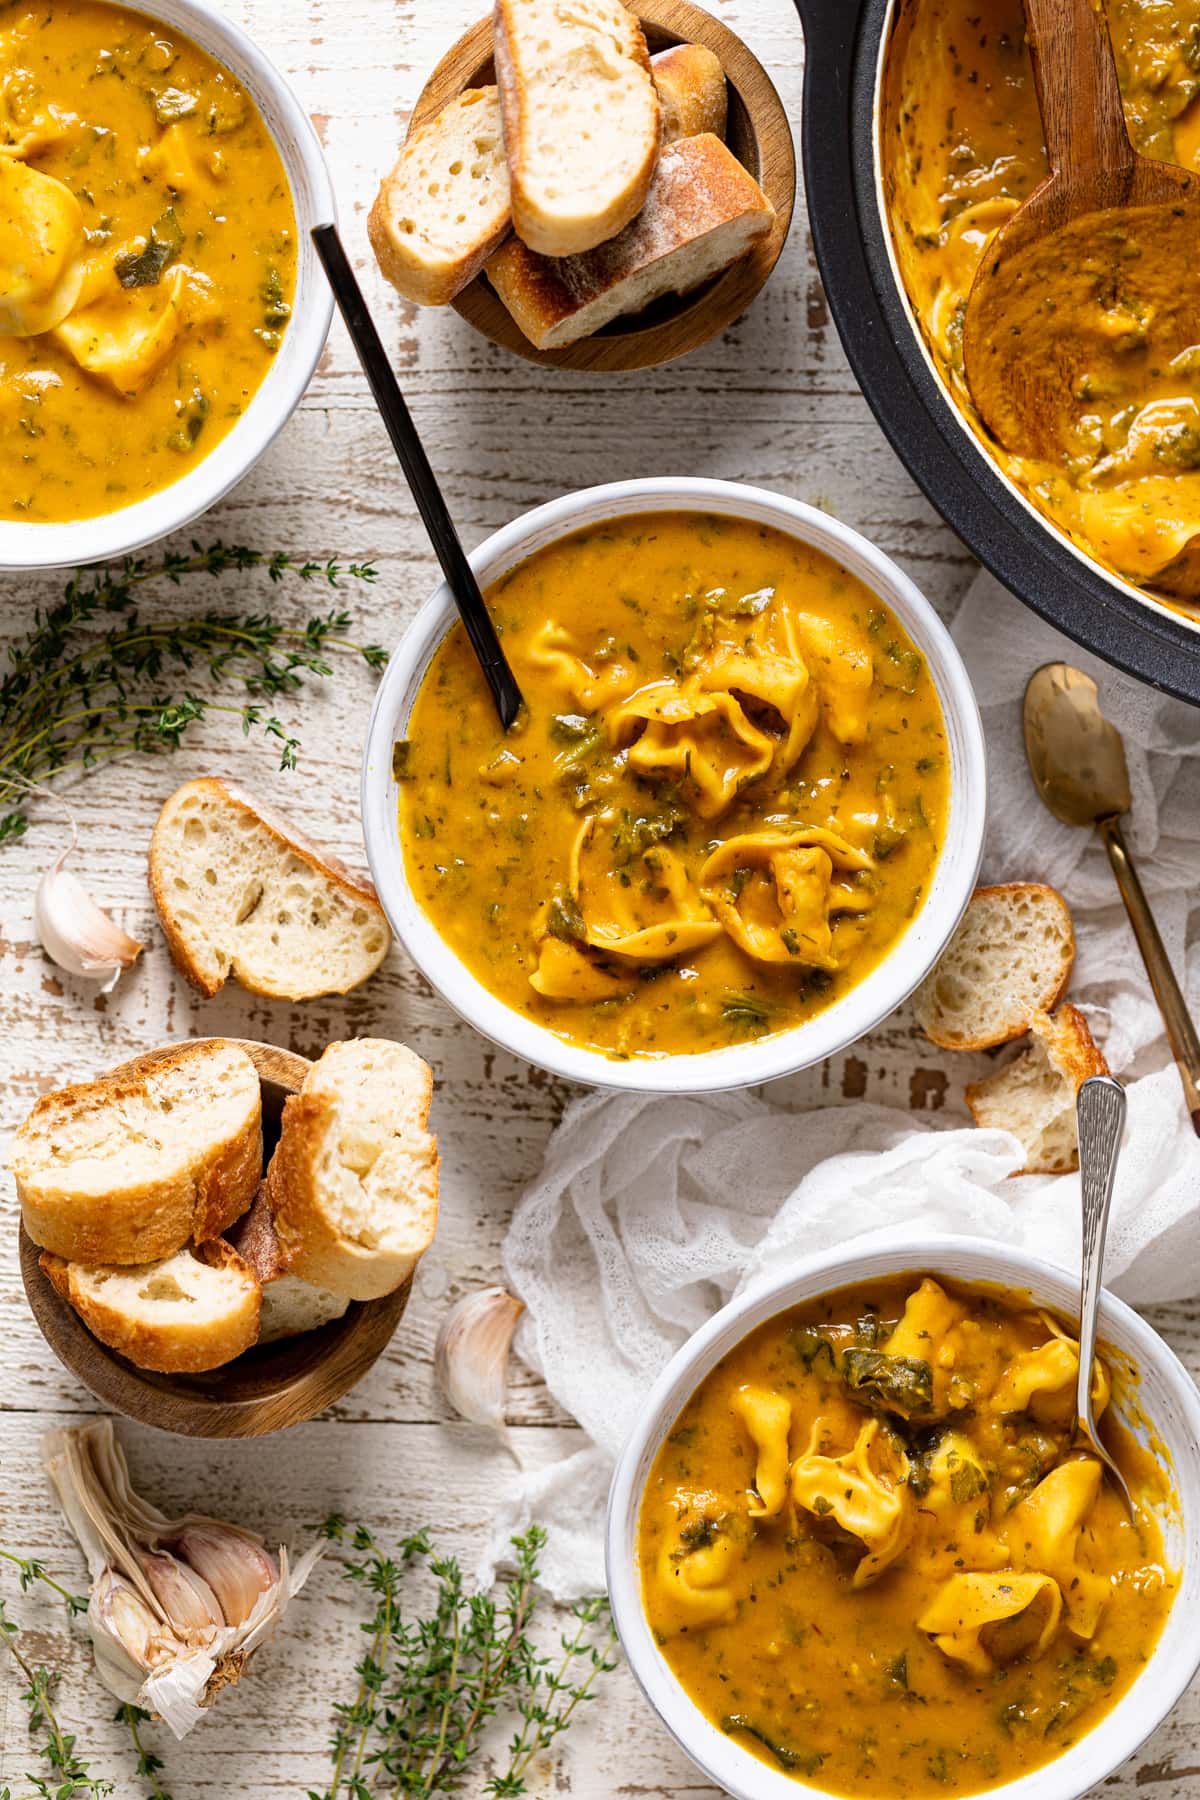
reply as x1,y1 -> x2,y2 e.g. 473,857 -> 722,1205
41,1241 -> 261,1374
225,1181 -> 287,1285
14,1042 -> 262,1264
495,0 -> 661,256
652,43 -> 728,144
915,883 -> 1075,1051
268,1043 -> 438,1300
149,777 -> 388,1001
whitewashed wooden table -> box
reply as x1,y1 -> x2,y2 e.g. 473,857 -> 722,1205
2,0 -> 1198,1793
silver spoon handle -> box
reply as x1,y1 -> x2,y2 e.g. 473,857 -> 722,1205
1076,1074 -> 1127,1425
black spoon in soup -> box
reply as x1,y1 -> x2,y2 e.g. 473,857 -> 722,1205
311,223 -> 524,731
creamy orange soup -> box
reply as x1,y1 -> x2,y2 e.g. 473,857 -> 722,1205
883,0 -> 1200,608
639,1275 -> 1175,1797
0,0 -> 296,521
397,512 -> 950,1060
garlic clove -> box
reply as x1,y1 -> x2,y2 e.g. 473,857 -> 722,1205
434,1286 -> 525,1455
91,1569 -> 172,1692
138,1548 -> 224,1638
174,1527 -> 277,1627
35,851 -> 142,992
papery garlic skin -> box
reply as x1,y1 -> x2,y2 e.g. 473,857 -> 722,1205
41,1419 -> 317,1740
35,853 -> 143,992
434,1286 -> 525,1452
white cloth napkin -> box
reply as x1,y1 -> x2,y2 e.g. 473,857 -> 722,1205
486,570 -> 1200,1599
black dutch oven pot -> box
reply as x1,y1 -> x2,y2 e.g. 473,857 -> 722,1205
791,0 -> 1200,705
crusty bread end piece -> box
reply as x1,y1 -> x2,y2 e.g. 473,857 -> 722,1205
495,0 -> 661,256
41,1241 -> 261,1373
913,883 -> 1075,1051
149,777 -> 390,1001
225,1183 -> 350,1343
486,133 -> 774,350
13,1040 -> 262,1265
966,1004 -> 1110,1175
369,86 -> 511,306
652,43 -> 727,143
268,1038 -> 439,1301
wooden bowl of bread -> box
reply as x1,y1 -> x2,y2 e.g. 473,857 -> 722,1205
369,0 -> 795,371
13,1036 -> 438,1438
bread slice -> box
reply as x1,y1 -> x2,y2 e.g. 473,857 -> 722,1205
14,1040 -> 262,1265
267,1039 -> 439,1301
913,884 -> 1075,1051
652,43 -> 727,144
486,133 -> 775,350
225,1183 -> 349,1343
495,0 -> 661,256
369,86 -> 511,306
149,778 -> 390,1001
41,1241 -> 261,1373
966,1005 -> 1110,1175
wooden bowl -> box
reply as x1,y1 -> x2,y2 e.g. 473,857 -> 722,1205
408,0 -> 795,371
18,1039 -> 411,1439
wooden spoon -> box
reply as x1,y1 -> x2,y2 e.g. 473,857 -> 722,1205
962,0 -> 1200,467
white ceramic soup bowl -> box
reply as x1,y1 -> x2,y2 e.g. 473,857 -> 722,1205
606,1234 -> 1200,1800
0,0 -> 334,572
361,477 -> 987,1093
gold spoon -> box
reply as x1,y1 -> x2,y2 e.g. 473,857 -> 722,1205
0,157 -> 85,336
1073,1074 -> 1133,1511
1024,662 -> 1200,1135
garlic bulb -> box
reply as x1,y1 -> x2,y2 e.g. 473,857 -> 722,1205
434,1286 -> 525,1454
42,1419 -> 318,1739
35,848 -> 142,991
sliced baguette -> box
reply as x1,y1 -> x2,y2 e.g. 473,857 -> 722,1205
652,43 -> 727,143
149,777 -> 390,1001
495,0 -> 661,256
966,1004 -> 1110,1175
486,132 -> 775,350
369,85 -> 511,306
41,1241 -> 261,1373
226,1183 -> 350,1343
268,1039 -> 439,1301
14,1040 -> 262,1264
913,883 -> 1075,1051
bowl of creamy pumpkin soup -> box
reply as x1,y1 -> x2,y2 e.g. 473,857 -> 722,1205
607,1236 -> 1200,1800
0,0 -> 333,568
361,479 -> 986,1090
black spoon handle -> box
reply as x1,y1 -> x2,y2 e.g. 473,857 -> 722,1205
311,222 -> 523,731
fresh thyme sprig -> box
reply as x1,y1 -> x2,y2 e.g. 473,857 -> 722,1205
0,542 -> 384,845
0,1596 -> 113,1800
314,1518 -> 618,1799
116,1705 -> 175,1800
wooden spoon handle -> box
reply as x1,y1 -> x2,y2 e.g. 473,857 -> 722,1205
1022,0 -> 1135,190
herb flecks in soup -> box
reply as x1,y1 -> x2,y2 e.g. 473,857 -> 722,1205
639,1276 -> 1175,1797
883,0 -> 1200,608
397,512 -> 949,1060
0,1 -> 295,522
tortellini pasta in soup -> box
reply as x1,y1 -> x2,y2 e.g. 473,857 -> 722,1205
0,2 -> 295,522
639,1274 -> 1174,1797
398,513 -> 950,1060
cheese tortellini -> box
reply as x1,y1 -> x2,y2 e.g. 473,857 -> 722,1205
791,1417 -> 913,1586
640,1273 -> 1171,1797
